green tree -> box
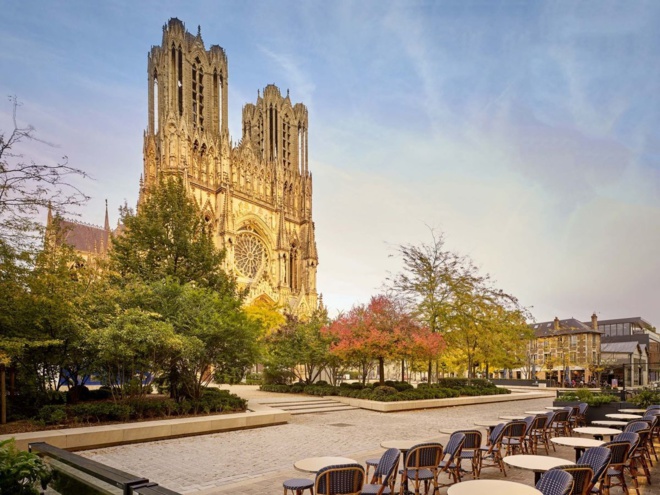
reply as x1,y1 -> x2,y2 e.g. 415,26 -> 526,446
110,178 -> 232,292
263,310 -> 331,384
387,230 -> 481,381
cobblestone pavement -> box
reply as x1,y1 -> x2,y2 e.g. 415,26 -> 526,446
80,391 -> 660,494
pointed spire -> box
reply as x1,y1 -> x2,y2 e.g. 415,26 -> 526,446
46,201 -> 53,228
277,202 -> 286,249
104,199 -> 110,231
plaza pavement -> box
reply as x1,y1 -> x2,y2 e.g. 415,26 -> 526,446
80,387 -> 660,494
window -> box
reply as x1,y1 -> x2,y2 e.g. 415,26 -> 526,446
192,58 -> 204,130
570,335 -> 577,346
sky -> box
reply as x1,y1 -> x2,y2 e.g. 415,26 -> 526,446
1,1 -> 659,325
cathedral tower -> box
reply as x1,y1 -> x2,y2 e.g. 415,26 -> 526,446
141,18 -> 319,315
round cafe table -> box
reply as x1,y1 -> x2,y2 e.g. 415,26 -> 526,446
499,415 -> 527,421
380,439 -> 428,452
294,456 -> 357,473
503,454 -> 574,484
448,479 -> 542,495
551,436 -> 604,461
573,427 -> 621,441
606,413 -> 642,420
619,409 -> 646,414
525,410 -> 551,415
545,406 -> 566,410
474,420 -> 504,427
591,420 -> 627,428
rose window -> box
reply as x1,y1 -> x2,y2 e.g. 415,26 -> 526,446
235,233 -> 267,278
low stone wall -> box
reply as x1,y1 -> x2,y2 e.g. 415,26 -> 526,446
1,408 -> 291,451
333,390 -> 554,412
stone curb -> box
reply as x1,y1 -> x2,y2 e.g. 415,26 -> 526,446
332,391 -> 555,412
1,408 -> 291,451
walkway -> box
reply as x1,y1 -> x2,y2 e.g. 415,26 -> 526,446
80,387 -> 564,494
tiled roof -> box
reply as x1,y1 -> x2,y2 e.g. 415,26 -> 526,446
531,318 -> 602,337
59,219 -> 110,254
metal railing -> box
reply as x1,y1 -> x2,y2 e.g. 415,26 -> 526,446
29,442 -> 181,495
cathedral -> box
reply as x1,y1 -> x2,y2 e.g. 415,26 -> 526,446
55,18 -> 320,316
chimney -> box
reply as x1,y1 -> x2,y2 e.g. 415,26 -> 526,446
591,313 -> 598,330
553,317 -> 560,331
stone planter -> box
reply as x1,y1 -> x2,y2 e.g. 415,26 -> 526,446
553,400 -> 637,424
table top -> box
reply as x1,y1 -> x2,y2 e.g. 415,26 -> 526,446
573,427 -> 622,437
525,410 -> 551,415
294,456 -> 357,473
380,439 -> 427,451
545,406 -> 567,410
447,479 -> 542,495
499,415 -> 527,420
503,454 -> 574,472
474,420 -> 504,427
606,413 -> 642,420
619,409 -> 646,414
551,437 -> 604,448
591,420 -> 628,427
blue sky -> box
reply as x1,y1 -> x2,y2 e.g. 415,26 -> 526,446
2,1 -> 659,325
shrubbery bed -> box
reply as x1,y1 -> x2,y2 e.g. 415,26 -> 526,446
260,378 -> 510,401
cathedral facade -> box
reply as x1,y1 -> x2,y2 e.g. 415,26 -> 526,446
141,18 -> 319,315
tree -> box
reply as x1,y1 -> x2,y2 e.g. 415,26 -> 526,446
386,230 -> 482,381
263,310 -> 332,384
325,295 -> 444,385
110,178 -> 232,292
0,97 -> 88,247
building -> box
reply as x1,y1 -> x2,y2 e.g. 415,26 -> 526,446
52,18 -> 320,317
529,315 -> 602,385
591,317 -> 658,385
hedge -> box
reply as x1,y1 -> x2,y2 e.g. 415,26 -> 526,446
260,381 -> 510,401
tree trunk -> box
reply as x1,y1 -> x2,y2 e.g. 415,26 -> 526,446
401,360 -> 405,382
427,360 -> 433,384
1,365 -> 6,424
378,357 -> 385,385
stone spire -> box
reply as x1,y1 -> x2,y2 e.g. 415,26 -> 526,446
104,199 -> 110,231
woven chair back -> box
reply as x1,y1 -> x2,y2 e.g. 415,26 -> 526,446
603,440 -> 631,466
536,468 -> 574,495
404,443 -> 443,470
374,448 -> 400,484
577,446 -> 611,487
555,465 -> 594,495
315,463 -> 365,495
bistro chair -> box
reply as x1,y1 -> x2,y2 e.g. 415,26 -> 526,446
550,409 -> 571,438
536,468 -> 574,495
614,432 -> 643,494
555,465 -> 595,495
576,446 -> 611,495
601,440 -> 633,495
478,423 -> 507,477
398,442 -> 443,495
437,432 -> 465,488
315,463 -> 365,495
501,420 -> 528,456
527,414 -> 551,455
362,448 -> 400,495
456,429 -> 482,479
641,413 -> 660,462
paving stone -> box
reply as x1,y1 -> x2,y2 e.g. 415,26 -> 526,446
79,389 -> 660,494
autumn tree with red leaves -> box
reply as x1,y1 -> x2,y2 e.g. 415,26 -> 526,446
324,294 -> 444,385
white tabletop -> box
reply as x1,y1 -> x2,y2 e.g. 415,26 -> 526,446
545,406 -> 566,410
525,410 -> 551,415
591,420 -> 628,427
474,420 -> 504,427
573,427 -> 622,437
380,439 -> 427,451
606,413 -> 642,420
551,437 -> 604,448
294,456 -> 357,473
619,409 -> 646,414
499,415 -> 527,420
448,479 -> 542,495
503,454 -> 574,472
